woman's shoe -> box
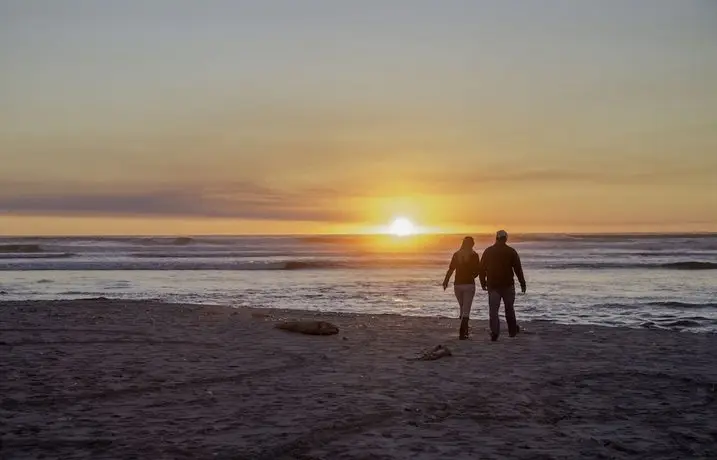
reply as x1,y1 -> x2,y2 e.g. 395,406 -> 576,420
459,318 -> 470,340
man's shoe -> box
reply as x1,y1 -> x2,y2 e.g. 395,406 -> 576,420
491,334 -> 499,342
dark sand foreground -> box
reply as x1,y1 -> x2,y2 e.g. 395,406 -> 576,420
2,300 -> 716,459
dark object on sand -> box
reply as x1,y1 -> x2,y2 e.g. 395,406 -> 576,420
409,344 -> 452,361
275,320 -> 339,336
0,291 -> 7,295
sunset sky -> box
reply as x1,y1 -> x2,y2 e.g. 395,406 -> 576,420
1,1 -> 716,235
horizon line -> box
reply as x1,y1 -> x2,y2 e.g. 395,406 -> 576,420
1,231 -> 716,238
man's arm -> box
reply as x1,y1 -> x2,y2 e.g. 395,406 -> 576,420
443,254 -> 456,290
513,249 -> 527,293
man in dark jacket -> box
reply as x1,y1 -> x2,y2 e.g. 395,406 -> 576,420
479,230 -> 526,341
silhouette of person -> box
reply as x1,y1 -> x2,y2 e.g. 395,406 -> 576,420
479,230 -> 526,341
443,236 -> 481,340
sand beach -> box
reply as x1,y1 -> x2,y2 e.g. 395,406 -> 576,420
2,299 -> 716,459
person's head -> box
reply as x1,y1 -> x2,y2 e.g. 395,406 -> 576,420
461,236 -> 475,250
495,230 -> 508,244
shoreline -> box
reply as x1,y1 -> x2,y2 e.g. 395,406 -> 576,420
2,296 -> 714,335
2,299 -> 716,459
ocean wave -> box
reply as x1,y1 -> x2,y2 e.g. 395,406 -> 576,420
648,301 -> 717,309
0,260 -> 334,271
0,258 -> 441,271
283,261 -> 342,270
656,319 -> 706,328
0,253 -> 75,259
640,318 -> 716,331
1,256 -> 716,271
138,237 -> 196,246
660,261 -> 717,270
0,244 -> 44,253
127,251 -> 317,259
633,251 -> 717,258
546,261 -> 717,270
597,301 -> 717,310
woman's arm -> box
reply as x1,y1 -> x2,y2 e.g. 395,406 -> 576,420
478,250 -> 488,290
443,254 -> 456,290
472,253 -> 482,280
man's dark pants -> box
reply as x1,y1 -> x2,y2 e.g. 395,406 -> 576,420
488,286 -> 517,339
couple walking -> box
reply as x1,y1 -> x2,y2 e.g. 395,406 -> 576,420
442,230 -> 526,341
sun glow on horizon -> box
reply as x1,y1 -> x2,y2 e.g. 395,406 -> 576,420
388,217 -> 416,237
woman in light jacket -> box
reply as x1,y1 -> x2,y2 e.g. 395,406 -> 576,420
443,236 -> 481,340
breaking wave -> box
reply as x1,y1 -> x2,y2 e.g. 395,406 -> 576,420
547,261 -> 717,270
0,256 -> 715,271
0,258 -> 443,271
0,244 -> 44,253
0,260 -> 340,271
0,253 -> 75,259
647,301 -> 717,309
660,261 -> 717,270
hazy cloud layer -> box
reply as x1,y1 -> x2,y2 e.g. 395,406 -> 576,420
0,181 -> 354,222
1,162 -> 714,222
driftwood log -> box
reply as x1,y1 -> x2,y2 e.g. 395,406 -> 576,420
275,320 -> 340,336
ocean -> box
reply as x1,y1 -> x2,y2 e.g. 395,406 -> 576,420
1,234 -> 715,333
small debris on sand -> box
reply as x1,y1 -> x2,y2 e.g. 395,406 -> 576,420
408,344 -> 452,361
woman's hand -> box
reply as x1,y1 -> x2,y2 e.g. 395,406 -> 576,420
443,265 -> 454,291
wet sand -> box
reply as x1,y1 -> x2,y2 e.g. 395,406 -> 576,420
2,299 -> 716,459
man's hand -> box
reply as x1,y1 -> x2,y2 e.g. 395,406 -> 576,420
521,284 -> 527,294
481,283 -> 488,291
442,280 -> 449,291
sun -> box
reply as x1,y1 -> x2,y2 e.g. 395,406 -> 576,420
388,217 -> 416,237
